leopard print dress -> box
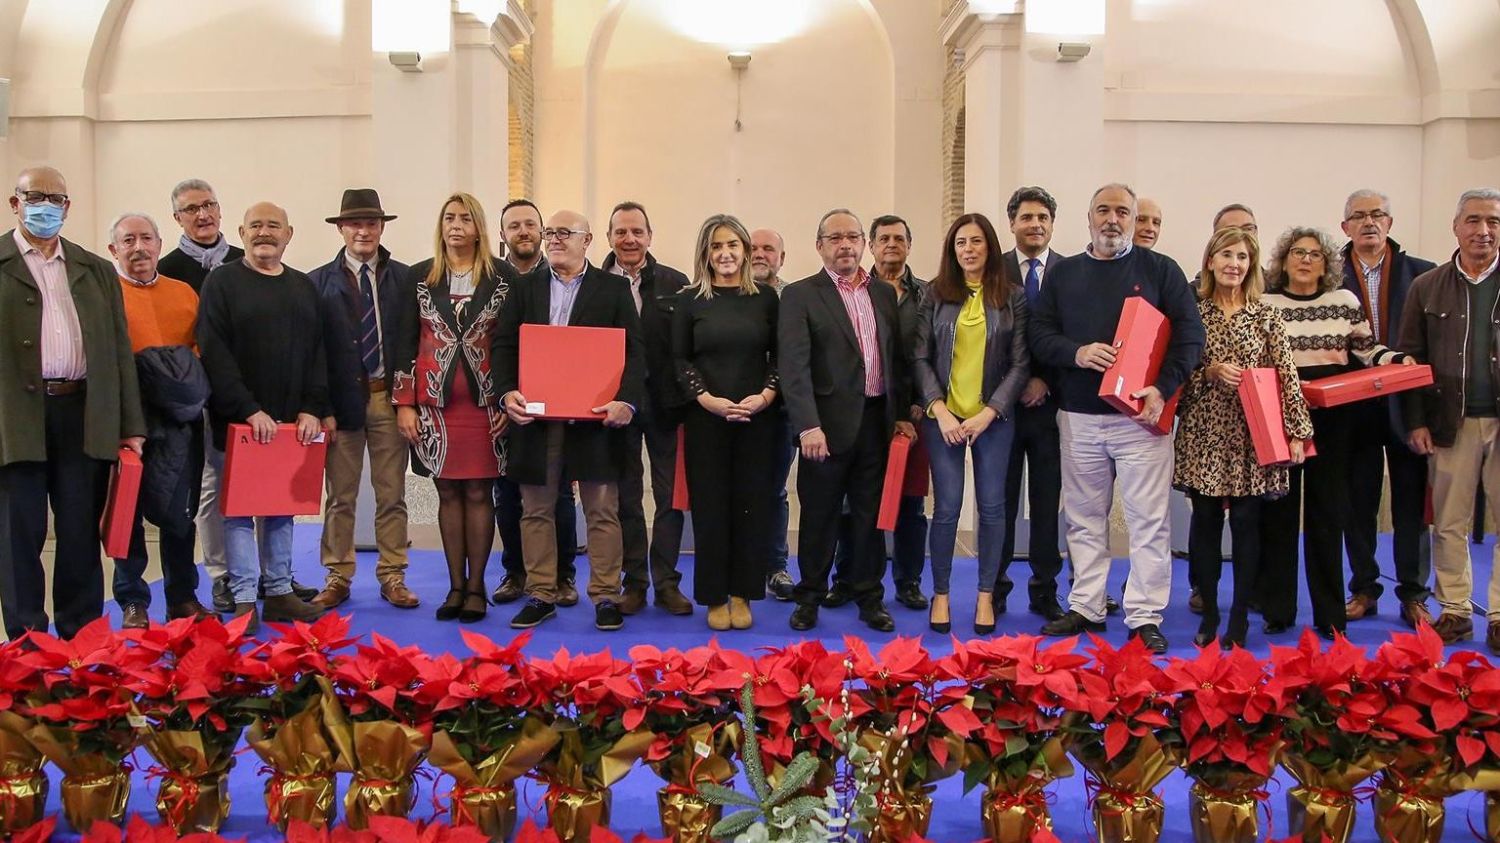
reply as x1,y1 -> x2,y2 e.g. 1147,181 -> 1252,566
1173,298 -> 1314,499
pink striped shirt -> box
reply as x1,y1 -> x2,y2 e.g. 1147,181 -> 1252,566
827,267 -> 884,396
13,229 -> 86,379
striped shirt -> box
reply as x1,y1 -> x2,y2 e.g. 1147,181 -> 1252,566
13,229 -> 87,379
1357,253 -> 1385,339
827,267 -> 884,396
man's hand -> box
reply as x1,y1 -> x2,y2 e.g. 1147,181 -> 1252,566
1020,377 -> 1049,408
321,416 -> 338,444
397,406 -> 420,444
594,400 -> 635,428
894,421 -> 916,440
1407,426 -> 1434,455
909,403 -> 925,423
247,411 -> 278,444
1075,342 -> 1117,372
504,391 -> 534,426
1130,386 -> 1165,428
1399,355 -> 1418,366
1208,361 -> 1244,388
800,428 -> 830,462
489,412 -> 509,438
120,436 -> 145,456
295,413 -> 323,445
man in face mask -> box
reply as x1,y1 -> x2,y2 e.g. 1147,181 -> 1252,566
0,165 -> 146,639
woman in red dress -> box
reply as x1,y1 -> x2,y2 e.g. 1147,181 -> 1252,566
393,193 -> 518,622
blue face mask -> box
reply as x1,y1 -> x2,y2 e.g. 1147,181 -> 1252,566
21,203 -> 64,239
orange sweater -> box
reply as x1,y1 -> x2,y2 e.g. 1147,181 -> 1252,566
118,273 -> 199,353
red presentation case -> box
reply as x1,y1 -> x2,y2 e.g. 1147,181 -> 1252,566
1098,296 -> 1179,435
220,424 -> 327,517
902,437 -> 931,497
1301,363 -> 1433,408
518,324 -> 626,420
671,425 -> 690,511
877,435 -> 915,531
100,448 -> 143,559
1238,368 -> 1317,464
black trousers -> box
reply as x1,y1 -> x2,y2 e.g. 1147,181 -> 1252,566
1187,490 -> 1261,630
0,392 -> 109,640
998,401 -> 1064,607
1260,405 -> 1353,631
684,405 -> 775,605
1345,399 -> 1431,603
832,495 -> 926,589
793,400 -> 888,609
112,420 -> 204,609
618,396 -> 684,592
495,476 -> 576,583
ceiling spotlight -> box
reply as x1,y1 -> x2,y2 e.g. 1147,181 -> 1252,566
1056,42 -> 1091,62
728,51 -> 752,70
389,51 -> 424,72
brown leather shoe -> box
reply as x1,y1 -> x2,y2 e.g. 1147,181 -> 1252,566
1400,600 -> 1432,630
1187,589 -> 1204,615
557,580 -> 580,607
1488,621 -> 1500,656
491,575 -> 525,604
655,586 -> 694,616
167,600 -> 217,621
1345,593 -> 1378,621
234,603 -> 260,636
619,586 -> 647,616
380,581 -> 420,609
311,581 -> 350,609
121,603 -> 149,630
262,593 -> 326,624
1432,611 -> 1474,644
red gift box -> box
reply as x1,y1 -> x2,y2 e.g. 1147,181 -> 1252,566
902,437 -> 930,497
1237,368 -> 1317,465
220,424 -> 327,517
518,324 -> 625,420
1098,296 -> 1180,435
877,435 -> 914,531
1300,363 -> 1433,408
671,425 -> 689,511
100,448 -> 143,559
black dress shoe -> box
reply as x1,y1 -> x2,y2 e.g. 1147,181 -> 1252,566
1041,610 -> 1106,637
1314,625 -> 1338,642
1262,621 -> 1292,635
1193,618 -> 1217,648
1028,598 -> 1065,622
859,603 -> 896,633
594,600 -> 624,631
1129,623 -> 1169,654
1105,595 -> 1122,616
211,577 -> 234,614
895,583 -> 929,611
821,582 -> 854,608
789,603 -> 818,631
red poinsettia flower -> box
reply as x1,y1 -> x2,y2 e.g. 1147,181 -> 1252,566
284,819 -> 378,843
364,815 -> 491,843
1069,635 -> 1176,761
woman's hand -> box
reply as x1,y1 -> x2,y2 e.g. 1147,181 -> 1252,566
1287,438 -> 1307,465
933,402 -> 964,446
1208,361 -> 1244,387
957,407 -> 997,444
698,393 -> 741,420
397,406 -> 420,445
732,391 -> 772,419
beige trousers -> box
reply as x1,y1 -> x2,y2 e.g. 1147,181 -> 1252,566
1429,416 -> 1500,620
519,423 -> 623,605
318,389 -> 410,586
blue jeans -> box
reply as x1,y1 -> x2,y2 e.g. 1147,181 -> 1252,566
924,416 -> 1014,594
225,515 -> 293,603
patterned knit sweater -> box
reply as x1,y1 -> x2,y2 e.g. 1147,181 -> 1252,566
1263,287 -> 1404,376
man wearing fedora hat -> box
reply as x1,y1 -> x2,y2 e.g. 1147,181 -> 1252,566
307,188 -> 417,610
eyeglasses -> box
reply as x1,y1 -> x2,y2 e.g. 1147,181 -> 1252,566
1288,248 -> 1326,262
1345,210 -> 1390,223
15,190 -> 68,207
819,232 -> 865,245
175,200 -> 220,217
541,228 -> 585,242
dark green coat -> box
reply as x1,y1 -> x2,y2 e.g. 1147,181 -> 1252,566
0,229 -> 145,466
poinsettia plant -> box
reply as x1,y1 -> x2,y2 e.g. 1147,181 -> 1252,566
745,640 -> 855,784
125,614 -> 260,733
433,630 -> 538,762
1064,634 -> 1175,765
330,632 -> 450,734
237,613 -> 357,732
626,641 -> 751,787
17,617 -> 146,763
77,814 -> 248,843
843,635 -> 967,791
1374,624 -> 1500,778
513,819 -> 671,843
1160,643 -> 1287,784
0,635 -> 44,713
525,647 -> 652,793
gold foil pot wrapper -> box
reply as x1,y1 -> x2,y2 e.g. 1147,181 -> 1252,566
977,735 -> 1073,843
143,727 -> 241,834
646,722 -> 739,790
430,721 -> 558,840
341,719 -> 427,830
1073,733 -> 1174,843
544,785 -> 611,843
0,713 -> 47,836
263,770 -> 336,832
656,786 -> 721,843
1187,779 -> 1266,843
1281,752 -> 1384,843
449,781 -> 517,842
60,768 -> 131,832
247,695 -> 352,832
868,786 -> 933,843
1373,785 -> 1445,843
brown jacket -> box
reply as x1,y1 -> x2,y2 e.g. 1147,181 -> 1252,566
1397,254 -> 1500,447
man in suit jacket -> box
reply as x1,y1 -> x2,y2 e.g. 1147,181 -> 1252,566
998,186 -> 1067,621
494,209 -> 646,632
779,208 -> 911,633
307,189 -> 418,612
0,165 -> 146,639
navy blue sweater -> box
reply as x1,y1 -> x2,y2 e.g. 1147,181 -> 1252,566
1029,247 -> 1204,415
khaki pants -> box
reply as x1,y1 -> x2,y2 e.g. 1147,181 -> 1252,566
319,389 -> 410,586
519,424 -> 623,605
1430,417 -> 1500,620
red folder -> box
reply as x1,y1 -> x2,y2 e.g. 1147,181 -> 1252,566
220,424 -> 327,517
100,449 -> 143,559
877,435 -> 913,531
1098,297 -> 1179,435
902,437 -> 930,497
671,426 -> 689,511
518,324 -> 625,420
1301,363 -> 1433,408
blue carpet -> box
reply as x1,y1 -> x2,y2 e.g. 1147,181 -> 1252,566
58,528 -> 1497,841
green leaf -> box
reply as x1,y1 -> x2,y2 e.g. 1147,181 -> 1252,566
765,753 -> 819,804
778,794 -> 825,820
711,809 -> 760,839
697,782 -> 759,808
962,758 -> 989,794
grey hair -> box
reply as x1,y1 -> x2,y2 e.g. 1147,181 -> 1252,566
816,207 -> 862,238
107,212 -> 160,244
1089,182 -> 1137,209
1343,189 -> 1390,220
170,178 -> 216,211
1265,225 -> 1344,294
1455,188 -> 1500,220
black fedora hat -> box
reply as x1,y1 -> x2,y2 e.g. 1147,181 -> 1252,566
326,188 -> 397,223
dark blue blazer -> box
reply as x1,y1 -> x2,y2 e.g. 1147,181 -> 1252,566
309,246 -> 411,432
1339,237 -> 1435,436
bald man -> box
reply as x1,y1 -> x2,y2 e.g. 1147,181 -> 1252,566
0,166 -> 145,639
195,202 -> 329,633
493,209 -> 647,632
1134,198 -> 1163,249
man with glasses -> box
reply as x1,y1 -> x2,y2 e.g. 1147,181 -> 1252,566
0,166 -> 146,639
780,208 -> 911,633
495,210 -> 646,632
1339,189 -> 1437,628
159,179 -> 243,293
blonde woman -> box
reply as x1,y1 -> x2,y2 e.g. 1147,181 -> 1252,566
671,214 -> 779,630
392,193 -> 517,623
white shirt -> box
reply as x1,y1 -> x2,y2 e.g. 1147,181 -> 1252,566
1016,249 -> 1049,288
1459,252 -> 1499,286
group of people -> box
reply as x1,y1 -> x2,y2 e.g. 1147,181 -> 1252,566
2,163 -> 1497,655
